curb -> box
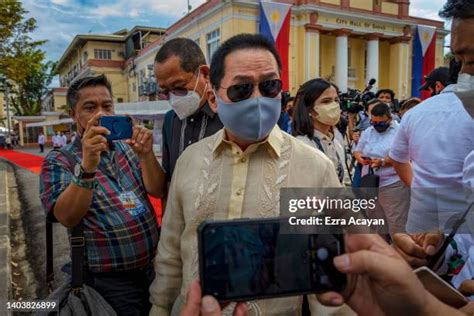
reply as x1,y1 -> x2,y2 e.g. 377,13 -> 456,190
0,160 -> 12,315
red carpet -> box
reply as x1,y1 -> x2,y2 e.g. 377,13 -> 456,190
0,148 -> 162,223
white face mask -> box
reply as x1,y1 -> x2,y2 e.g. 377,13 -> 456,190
169,72 -> 206,120
455,73 -> 474,92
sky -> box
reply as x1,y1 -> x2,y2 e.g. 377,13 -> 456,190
21,0 -> 449,86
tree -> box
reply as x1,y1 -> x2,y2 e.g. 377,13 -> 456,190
0,0 -> 52,116
10,61 -> 57,116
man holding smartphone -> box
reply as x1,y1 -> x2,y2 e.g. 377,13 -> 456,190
40,74 -> 166,315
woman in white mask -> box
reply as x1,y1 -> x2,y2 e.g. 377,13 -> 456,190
292,79 -> 345,184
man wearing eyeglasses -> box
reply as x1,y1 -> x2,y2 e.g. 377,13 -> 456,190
149,34 -> 341,315
154,38 -> 223,183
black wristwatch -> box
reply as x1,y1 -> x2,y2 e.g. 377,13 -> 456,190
74,163 -> 96,179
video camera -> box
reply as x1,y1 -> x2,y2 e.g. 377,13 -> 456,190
339,78 -> 376,114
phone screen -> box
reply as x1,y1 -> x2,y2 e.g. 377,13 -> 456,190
198,219 -> 346,302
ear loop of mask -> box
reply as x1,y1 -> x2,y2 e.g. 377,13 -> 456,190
195,69 -> 208,104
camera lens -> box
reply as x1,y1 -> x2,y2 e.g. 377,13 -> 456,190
317,247 -> 329,261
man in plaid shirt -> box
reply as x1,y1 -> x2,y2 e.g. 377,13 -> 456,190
40,74 -> 166,315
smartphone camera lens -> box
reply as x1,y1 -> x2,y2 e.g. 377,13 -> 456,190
317,247 -> 329,261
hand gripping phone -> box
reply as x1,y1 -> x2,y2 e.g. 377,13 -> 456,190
198,218 -> 346,302
99,116 -> 133,141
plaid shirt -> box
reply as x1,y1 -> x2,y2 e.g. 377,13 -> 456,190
40,138 -> 159,272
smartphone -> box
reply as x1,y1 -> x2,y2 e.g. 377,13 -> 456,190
198,218 -> 346,302
99,116 -> 133,141
361,156 -> 371,161
414,266 -> 468,308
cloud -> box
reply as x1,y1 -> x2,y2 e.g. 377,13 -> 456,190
410,0 -> 445,21
21,0 -> 451,88
50,0 -> 69,4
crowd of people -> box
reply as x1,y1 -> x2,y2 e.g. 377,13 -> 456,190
37,0 -> 473,315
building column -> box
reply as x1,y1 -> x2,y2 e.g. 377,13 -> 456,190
335,29 -> 351,93
366,33 -> 382,87
314,31 -> 320,78
19,122 -> 24,147
389,36 -> 411,99
305,23 -> 322,81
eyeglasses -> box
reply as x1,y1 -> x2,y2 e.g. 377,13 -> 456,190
157,87 -> 189,100
221,79 -> 282,102
157,71 -> 200,101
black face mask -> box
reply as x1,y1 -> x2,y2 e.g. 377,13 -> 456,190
372,121 -> 390,133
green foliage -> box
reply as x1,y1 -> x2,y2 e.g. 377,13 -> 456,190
0,0 -> 53,116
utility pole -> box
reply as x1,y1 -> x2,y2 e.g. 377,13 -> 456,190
5,83 -> 10,134
0,74 -> 11,133
188,0 -> 192,13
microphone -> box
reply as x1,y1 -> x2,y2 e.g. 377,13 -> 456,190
362,78 -> 376,93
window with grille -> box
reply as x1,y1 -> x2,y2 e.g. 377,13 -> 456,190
206,29 -> 220,62
94,49 -> 112,60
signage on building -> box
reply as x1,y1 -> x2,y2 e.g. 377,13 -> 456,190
335,18 -> 386,31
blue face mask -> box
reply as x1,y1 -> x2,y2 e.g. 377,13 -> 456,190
216,96 -> 281,142
371,121 -> 391,133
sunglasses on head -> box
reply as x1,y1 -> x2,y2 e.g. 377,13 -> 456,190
222,79 -> 282,102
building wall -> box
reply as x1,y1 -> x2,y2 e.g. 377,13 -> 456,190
321,0 -> 341,5
320,34 -> 337,82
378,40 -> 391,90
381,2 -> 399,15
350,0 -> 372,11
58,40 -> 125,86
85,41 -> 126,61
88,67 -> 129,103
53,94 -> 67,112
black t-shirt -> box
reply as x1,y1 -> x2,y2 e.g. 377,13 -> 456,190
162,102 -> 223,182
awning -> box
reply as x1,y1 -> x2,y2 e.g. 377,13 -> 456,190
114,101 -> 171,119
26,118 -> 74,128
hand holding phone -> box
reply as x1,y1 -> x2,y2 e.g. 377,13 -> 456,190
414,266 -> 468,308
81,112 -> 111,172
198,218 -> 346,302
99,116 -> 133,142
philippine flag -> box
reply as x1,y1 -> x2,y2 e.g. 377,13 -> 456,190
411,25 -> 436,100
259,0 -> 292,91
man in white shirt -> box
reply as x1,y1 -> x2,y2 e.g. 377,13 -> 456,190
389,91 -> 473,232
52,131 -> 61,149
60,132 -> 67,147
38,132 -> 45,153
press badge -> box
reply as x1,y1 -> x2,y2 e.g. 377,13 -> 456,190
119,191 -> 146,216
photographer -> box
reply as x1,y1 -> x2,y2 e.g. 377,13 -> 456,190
40,74 -> 166,315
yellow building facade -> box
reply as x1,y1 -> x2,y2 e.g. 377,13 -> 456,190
41,87 -> 68,113
160,0 -> 446,99
56,27 -> 165,104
